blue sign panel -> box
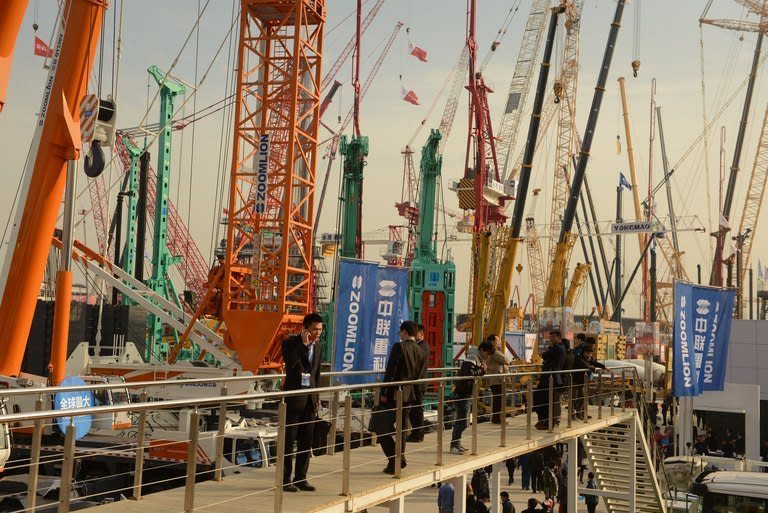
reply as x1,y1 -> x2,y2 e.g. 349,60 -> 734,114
673,282 -> 735,397
54,376 -> 94,440
333,260 -> 409,384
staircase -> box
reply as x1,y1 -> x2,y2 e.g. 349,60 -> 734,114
582,412 -> 666,513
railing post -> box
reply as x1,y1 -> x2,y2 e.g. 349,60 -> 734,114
567,373 -> 573,428
598,371 -> 603,420
342,394 -> 352,495
394,388 -> 404,479
214,385 -> 227,481
184,410 -> 200,513
471,380 -> 479,455
328,390 -> 339,456
500,377 -> 507,447
57,420 -> 76,513
526,378 -> 533,440
621,369 -> 626,412
28,396 -> 43,512
610,371 -> 616,416
547,375 -> 554,432
132,392 -> 148,499
274,401 -> 287,509
583,377 -> 590,424
436,382 -> 444,466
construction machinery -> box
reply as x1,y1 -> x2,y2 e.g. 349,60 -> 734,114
709,4 -> 765,287
485,4 -> 563,340
0,0 -> 108,380
543,0 -> 627,314
407,130 -> 456,368
215,0 -> 325,372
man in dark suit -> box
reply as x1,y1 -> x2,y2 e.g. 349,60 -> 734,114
406,324 -> 429,443
379,320 -> 426,474
281,312 -> 324,492
534,329 -> 566,430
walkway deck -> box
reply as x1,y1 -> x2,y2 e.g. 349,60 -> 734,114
92,405 -> 633,513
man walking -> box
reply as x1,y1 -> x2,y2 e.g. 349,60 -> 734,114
281,312 -> 324,491
379,320 -> 426,474
407,324 -> 430,442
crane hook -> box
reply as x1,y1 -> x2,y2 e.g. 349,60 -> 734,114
631,59 -> 641,78
84,141 -> 106,177
553,81 -> 563,104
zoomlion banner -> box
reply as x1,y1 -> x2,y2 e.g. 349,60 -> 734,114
332,260 -> 410,384
673,282 -> 736,397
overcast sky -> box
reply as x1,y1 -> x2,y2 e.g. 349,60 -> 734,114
1,0 -> 766,320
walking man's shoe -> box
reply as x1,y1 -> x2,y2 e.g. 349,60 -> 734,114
283,484 -> 299,492
296,482 -> 316,491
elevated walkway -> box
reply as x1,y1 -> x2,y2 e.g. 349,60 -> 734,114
92,406 -> 644,513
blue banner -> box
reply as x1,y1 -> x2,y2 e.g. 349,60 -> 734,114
673,282 -> 735,397
332,260 -> 409,384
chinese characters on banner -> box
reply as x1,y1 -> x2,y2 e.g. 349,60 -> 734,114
333,260 -> 410,384
672,282 -> 736,397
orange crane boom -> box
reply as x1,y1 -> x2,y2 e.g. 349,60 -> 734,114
0,0 -> 107,377
0,0 -> 29,112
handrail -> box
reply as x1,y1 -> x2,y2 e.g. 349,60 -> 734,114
0,365 -> 484,398
0,367 -> 631,425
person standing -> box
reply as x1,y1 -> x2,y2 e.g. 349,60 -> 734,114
451,352 -> 485,453
500,491 -> 515,513
505,457 -> 517,485
518,452 -> 531,490
535,330 -> 566,430
584,472 -> 599,513
521,498 -> 544,513
407,324 -> 429,443
437,481 -> 455,513
281,312 -> 324,492
379,320 -> 426,474
482,336 -> 508,424
529,450 -> 544,493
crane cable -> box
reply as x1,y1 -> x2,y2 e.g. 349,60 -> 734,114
699,0 -> 715,257
72,3 -> 236,231
184,0 -> 203,285
479,0 -> 522,72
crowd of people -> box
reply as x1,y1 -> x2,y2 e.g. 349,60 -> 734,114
280,312 -> 609,510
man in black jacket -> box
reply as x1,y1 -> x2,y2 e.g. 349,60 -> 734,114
534,330 -> 566,430
281,312 -> 324,492
379,320 -> 426,474
406,324 -> 430,443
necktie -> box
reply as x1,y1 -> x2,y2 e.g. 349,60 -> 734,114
307,342 -> 314,365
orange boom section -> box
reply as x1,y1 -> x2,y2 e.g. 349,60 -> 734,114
220,0 -> 325,372
0,0 -> 107,376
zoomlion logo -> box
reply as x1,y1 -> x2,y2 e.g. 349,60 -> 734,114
696,299 -> 711,316
378,280 -> 397,297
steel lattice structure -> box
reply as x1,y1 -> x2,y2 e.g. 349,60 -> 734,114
222,0 -> 324,372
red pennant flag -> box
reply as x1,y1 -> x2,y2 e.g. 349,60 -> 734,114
409,43 -> 428,63
34,36 -> 53,58
401,86 -> 419,106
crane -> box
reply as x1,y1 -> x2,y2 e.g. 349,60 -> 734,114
524,188 -> 547,310
485,4 -> 563,340
543,0 -> 627,309
0,0 -> 28,113
546,0 -> 583,280
707,3 -> 766,286
215,0 -> 325,372
338,0 -> 367,260
408,130 -> 456,368
0,0 -> 107,381
735,105 -> 768,316
496,0 -> 550,181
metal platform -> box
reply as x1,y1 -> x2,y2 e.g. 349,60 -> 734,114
91,405 -> 633,513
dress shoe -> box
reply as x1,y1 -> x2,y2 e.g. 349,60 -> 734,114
401,458 -> 407,468
406,434 -> 423,443
296,482 -> 316,492
383,463 -> 396,475
283,484 -> 298,492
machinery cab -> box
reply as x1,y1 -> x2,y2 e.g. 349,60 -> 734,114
82,375 -> 132,432
223,434 -> 274,469
689,470 -> 768,512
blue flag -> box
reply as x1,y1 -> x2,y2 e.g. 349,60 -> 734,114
619,172 -> 633,191
332,260 -> 410,384
673,282 -> 735,396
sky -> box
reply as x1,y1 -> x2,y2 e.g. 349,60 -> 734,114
1,0 -> 767,322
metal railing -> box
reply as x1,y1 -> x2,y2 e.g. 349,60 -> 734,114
0,365 -> 644,513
